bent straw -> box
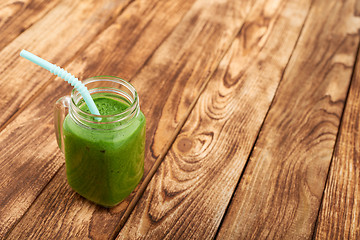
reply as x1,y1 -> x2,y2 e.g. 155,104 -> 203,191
20,49 -> 100,116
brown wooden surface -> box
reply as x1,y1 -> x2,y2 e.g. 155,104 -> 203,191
0,0 -> 360,239
314,35 -> 360,239
217,0 -> 360,239
0,0 -> 62,51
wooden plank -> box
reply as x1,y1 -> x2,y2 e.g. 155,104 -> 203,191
215,0 -> 360,239
314,45 -> 360,238
116,0 -> 313,238
0,0 -> 131,129
0,0 -> 61,51
1,0 -> 214,238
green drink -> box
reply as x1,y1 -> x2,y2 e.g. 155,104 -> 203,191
55,76 -> 145,207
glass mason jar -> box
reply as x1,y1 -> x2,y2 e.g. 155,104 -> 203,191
54,76 -> 146,207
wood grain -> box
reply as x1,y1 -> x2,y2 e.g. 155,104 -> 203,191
116,0 -> 313,238
1,0 -> 359,239
0,0 -> 131,129
216,0 -> 360,239
0,0 -> 61,51
314,43 -> 360,239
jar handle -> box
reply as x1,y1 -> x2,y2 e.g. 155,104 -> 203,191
54,96 -> 70,153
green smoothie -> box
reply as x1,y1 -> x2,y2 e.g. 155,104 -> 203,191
63,95 -> 145,207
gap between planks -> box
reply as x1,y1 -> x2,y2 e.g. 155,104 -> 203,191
311,37 -> 360,240
0,0 -> 136,134
212,0 -> 316,237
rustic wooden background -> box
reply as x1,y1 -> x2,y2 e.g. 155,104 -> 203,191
0,0 -> 360,239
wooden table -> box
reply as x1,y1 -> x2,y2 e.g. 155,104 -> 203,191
1,0 -> 360,239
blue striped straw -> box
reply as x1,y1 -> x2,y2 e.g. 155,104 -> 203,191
20,50 -> 100,116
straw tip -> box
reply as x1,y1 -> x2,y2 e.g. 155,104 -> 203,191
20,49 -> 28,57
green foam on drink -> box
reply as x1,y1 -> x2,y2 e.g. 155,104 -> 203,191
80,98 -> 129,116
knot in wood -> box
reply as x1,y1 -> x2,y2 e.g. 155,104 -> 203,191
176,137 -> 193,152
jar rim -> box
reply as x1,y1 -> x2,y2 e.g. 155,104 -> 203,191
69,76 -> 139,129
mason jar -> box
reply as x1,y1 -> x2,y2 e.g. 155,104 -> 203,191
54,76 -> 146,207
